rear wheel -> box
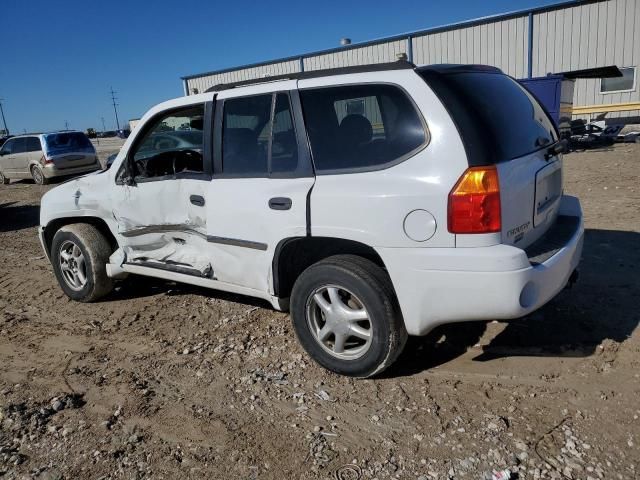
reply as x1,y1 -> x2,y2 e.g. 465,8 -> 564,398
31,165 -> 49,185
290,255 -> 407,378
0,171 -> 9,185
51,224 -> 114,302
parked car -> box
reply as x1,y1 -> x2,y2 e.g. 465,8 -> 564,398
97,131 -> 117,138
0,131 -> 100,185
38,63 -> 583,377
117,129 -> 131,139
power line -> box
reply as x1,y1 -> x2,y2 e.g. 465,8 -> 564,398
0,98 -> 9,135
110,87 -> 120,131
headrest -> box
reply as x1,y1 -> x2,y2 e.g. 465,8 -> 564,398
339,114 -> 373,146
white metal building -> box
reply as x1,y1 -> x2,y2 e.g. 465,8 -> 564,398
182,0 -> 639,121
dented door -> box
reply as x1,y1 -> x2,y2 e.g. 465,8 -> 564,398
110,101 -> 215,278
111,178 -> 214,277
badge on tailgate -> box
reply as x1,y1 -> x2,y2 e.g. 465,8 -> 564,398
534,161 -> 562,227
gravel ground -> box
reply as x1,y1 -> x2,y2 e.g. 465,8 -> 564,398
0,143 -> 638,480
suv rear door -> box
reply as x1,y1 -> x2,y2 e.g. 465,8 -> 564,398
419,67 -> 563,248
206,83 -> 314,294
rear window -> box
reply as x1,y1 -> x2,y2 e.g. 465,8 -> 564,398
44,132 -> 93,154
419,70 -> 558,165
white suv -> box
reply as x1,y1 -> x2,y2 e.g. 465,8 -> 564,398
38,63 -> 584,377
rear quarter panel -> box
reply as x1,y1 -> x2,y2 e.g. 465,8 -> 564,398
302,70 -> 468,248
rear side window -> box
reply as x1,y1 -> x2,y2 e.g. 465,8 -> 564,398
221,92 -> 300,176
300,84 -> 427,173
419,70 -> 558,165
222,94 -> 272,175
26,137 -> 41,152
44,132 -> 93,154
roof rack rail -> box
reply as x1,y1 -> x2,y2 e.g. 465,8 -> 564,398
205,60 -> 416,93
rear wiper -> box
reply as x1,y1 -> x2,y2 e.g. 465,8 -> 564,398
544,139 -> 568,160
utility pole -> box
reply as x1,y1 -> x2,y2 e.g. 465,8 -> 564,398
110,87 -> 120,131
64,120 -> 69,130
101,116 -> 106,132
0,98 -> 9,135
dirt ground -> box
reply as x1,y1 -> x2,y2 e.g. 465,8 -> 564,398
0,142 -> 638,480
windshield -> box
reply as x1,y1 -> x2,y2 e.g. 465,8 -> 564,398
419,69 -> 558,165
44,132 -> 94,154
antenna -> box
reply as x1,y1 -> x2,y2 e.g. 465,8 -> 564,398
0,98 -> 9,135
110,87 -> 120,130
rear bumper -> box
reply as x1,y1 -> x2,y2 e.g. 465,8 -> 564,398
42,161 -> 101,178
378,195 -> 584,336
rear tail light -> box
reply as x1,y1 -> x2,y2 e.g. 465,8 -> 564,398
40,155 -> 53,165
448,166 -> 501,234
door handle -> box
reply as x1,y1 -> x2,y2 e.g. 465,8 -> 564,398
268,197 -> 292,210
190,195 -> 205,207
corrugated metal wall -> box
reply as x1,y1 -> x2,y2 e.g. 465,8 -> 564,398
303,39 -> 407,71
412,16 -> 529,78
533,0 -> 639,118
185,0 -> 639,120
186,60 -> 300,94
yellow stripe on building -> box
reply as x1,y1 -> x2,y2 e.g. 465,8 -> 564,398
565,102 -> 640,115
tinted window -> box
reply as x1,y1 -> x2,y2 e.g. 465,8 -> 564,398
271,94 -> 298,173
419,70 -> 558,165
130,105 -> 204,180
12,138 -> 27,154
600,67 -> 636,92
26,137 -> 42,152
44,132 -> 93,154
222,94 -> 272,175
300,84 -> 426,172
1,139 -> 15,154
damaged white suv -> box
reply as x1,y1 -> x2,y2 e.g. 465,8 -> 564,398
39,63 -> 584,377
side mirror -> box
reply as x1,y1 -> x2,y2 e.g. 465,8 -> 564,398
106,153 -> 117,169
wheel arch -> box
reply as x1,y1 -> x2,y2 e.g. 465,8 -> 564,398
272,236 -> 388,299
43,216 -> 118,258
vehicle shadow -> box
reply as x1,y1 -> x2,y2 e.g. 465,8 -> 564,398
0,202 -> 40,232
384,228 -> 640,378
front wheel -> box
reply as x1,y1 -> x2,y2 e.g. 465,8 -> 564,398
51,224 -> 114,302
290,255 -> 407,378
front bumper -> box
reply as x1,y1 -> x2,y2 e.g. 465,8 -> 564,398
378,195 -> 584,336
38,226 -> 50,261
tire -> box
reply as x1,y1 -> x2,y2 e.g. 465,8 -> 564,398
31,165 -> 49,185
0,171 -> 9,185
290,255 -> 407,378
51,224 -> 114,302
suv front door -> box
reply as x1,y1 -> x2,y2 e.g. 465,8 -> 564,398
111,102 -> 215,278
207,84 -> 314,294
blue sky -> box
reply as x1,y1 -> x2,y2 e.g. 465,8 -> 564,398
1,0 -> 560,134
